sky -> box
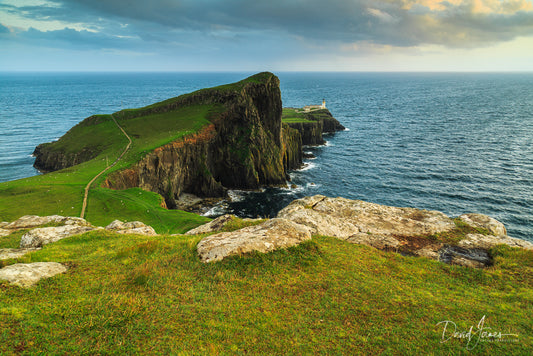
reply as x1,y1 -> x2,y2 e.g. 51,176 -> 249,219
1,0 -> 533,72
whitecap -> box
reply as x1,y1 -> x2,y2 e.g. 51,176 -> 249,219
227,189 -> 246,202
298,162 -> 317,171
202,203 -> 229,217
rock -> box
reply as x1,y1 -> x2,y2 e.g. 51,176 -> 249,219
105,220 -> 127,230
175,193 -> 204,211
0,222 -> 8,228
0,262 -> 67,288
115,226 -> 157,236
186,215 -> 236,235
0,228 -> 11,238
438,246 -> 492,268
413,244 -> 443,260
105,220 -> 157,236
458,214 -> 507,236
20,225 -> 95,248
0,248 -> 41,260
197,218 -> 312,263
278,195 -> 456,239
458,233 -> 533,250
5,215 -> 90,230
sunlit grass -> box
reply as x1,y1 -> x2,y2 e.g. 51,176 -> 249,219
1,231 -> 531,354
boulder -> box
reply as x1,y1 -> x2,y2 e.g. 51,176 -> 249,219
0,262 -> 67,288
186,215 -> 235,235
5,215 -> 89,230
278,195 -> 456,239
0,228 -> 11,238
105,220 -> 157,235
458,214 -> 507,236
458,233 -> 533,250
20,225 -> 95,248
0,248 -> 41,260
197,218 -> 312,263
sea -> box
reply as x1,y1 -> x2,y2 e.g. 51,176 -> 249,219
0,72 -> 532,241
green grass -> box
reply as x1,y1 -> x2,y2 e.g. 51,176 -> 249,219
0,232 -> 531,354
282,117 -> 314,123
282,107 -> 332,124
0,104 -> 219,232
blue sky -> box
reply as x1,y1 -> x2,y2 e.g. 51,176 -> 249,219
1,0 -> 533,71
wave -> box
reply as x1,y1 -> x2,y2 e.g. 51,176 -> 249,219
298,162 -> 317,171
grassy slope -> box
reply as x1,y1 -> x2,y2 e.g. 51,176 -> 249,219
0,104 -> 216,233
282,107 -> 333,124
0,230 -> 531,354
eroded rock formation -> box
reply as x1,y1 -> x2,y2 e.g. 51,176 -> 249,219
195,195 -> 532,266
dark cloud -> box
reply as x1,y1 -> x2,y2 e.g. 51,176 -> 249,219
27,0 -> 530,48
3,0 -> 533,50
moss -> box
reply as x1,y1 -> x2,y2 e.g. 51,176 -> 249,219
425,218 -> 491,245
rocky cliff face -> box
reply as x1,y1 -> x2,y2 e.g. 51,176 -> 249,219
33,142 -> 95,173
284,109 -> 345,145
100,72 -> 303,207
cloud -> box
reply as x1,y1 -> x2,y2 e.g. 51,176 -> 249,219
1,0 -> 533,71
5,0 -> 526,48
0,23 -> 10,33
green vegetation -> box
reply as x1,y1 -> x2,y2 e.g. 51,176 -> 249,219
426,218 -> 491,245
1,231 -> 531,354
0,102 -> 217,233
282,107 -> 332,124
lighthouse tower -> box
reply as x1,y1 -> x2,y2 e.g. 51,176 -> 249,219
321,99 -> 326,109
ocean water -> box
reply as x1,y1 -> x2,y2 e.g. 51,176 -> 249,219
1,72 -> 532,241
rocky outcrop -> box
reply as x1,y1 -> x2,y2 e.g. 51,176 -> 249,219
0,262 -> 67,288
0,248 -> 40,261
278,195 -> 456,239
458,214 -> 507,236
284,109 -> 345,146
276,195 -> 532,268
458,233 -> 532,250
105,220 -> 157,235
20,224 -> 95,248
4,215 -> 89,230
197,218 -> 312,263
185,214 -> 263,235
186,214 -> 236,235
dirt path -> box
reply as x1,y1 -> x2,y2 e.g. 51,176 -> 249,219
80,115 -> 132,219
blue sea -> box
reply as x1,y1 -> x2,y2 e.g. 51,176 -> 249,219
1,72 -> 532,241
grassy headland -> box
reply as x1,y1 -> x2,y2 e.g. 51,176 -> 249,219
0,94 -> 224,232
282,107 -> 334,124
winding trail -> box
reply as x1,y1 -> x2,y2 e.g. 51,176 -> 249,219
80,115 -> 132,219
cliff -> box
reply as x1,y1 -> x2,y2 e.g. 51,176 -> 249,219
282,108 -> 345,145
33,72 -> 305,208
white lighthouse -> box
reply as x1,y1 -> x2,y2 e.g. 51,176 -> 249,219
321,99 -> 326,109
